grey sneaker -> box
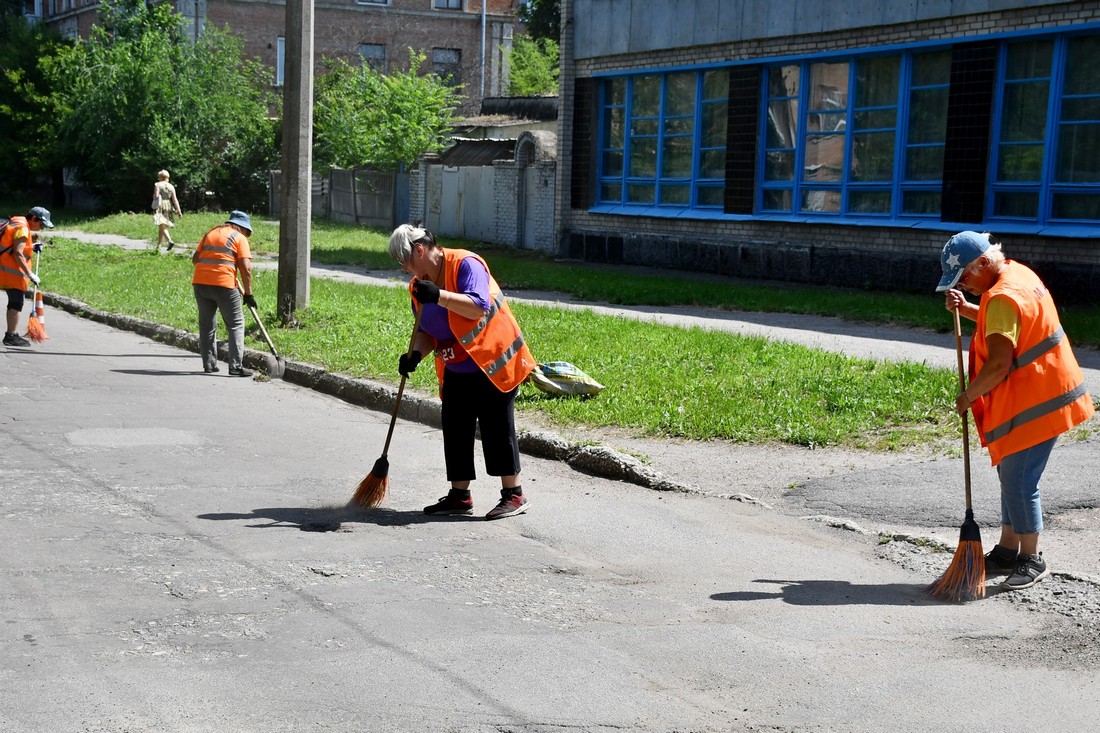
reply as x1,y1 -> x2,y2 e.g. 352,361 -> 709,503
485,492 -> 529,520
984,544 -> 1019,575
1002,553 -> 1050,591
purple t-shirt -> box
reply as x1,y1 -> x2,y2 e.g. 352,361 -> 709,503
417,255 -> 491,373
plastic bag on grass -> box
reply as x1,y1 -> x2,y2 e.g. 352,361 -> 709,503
527,361 -> 605,397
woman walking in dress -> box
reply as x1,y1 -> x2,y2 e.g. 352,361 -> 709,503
152,169 -> 183,252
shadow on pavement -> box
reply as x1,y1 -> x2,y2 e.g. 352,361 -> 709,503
196,505 -> 481,531
710,578 -> 940,606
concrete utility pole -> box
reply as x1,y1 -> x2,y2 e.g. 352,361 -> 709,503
278,0 -> 314,325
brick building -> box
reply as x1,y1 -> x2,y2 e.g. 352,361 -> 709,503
557,0 -> 1100,302
34,0 -> 522,114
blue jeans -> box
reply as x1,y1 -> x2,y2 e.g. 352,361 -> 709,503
996,436 -> 1057,535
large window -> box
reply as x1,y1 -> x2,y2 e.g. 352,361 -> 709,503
432,48 -> 461,87
591,28 -> 1100,231
596,70 -> 728,210
762,52 -> 940,218
991,33 -> 1100,223
358,43 -> 386,72
275,36 -> 285,87
902,50 -> 951,215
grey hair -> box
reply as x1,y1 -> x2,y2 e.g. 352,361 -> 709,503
965,237 -> 1005,275
388,223 -> 431,264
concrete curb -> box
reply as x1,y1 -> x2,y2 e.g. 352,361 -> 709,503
44,292 -> 695,495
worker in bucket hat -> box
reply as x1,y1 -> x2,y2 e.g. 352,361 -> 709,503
938,230 -> 1094,591
191,211 -> 256,377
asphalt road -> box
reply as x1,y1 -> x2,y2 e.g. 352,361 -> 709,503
3,288 -> 1099,731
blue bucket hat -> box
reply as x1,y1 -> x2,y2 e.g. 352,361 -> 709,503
226,210 -> 253,235
936,231 -> 990,292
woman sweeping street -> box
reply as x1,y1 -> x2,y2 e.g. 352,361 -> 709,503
387,224 -> 536,520
937,231 -> 1094,590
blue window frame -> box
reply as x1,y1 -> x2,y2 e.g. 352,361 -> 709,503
989,32 -> 1100,224
901,50 -> 951,216
596,70 -> 728,211
590,27 -> 1100,233
761,51 -> 944,218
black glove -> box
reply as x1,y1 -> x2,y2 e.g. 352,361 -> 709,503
33,242 -> 44,253
412,279 -> 440,305
242,293 -> 258,309
398,350 -> 423,378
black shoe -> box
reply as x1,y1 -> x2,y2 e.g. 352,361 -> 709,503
166,241 -> 174,251
228,367 -> 253,378
1002,553 -> 1050,591
984,544 -> 1019,575
423,493 -> 474,516
203,365 -> 220,373
3,332 -> 31,347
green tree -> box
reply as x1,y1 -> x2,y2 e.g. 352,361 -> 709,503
507,35 -> 559,96
0,8 -> 69,199
44,0 -> 278,211
312,50 -> 461,172
519,0 -> 561,44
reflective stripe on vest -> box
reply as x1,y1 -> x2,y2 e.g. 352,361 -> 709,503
971,261 -> 1094,464
193,228 -> 244,288
984,382 -> 1090,444
427,249 -> 535,393
1006,325 -> 1064,376
455,292 -> 530,377
0,218 -> 31,289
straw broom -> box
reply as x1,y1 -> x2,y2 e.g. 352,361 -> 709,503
927,308 -> 986,602
25,250 -> 48,343
349,307 -> 423,509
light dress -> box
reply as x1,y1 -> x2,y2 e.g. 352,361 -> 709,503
153,180 -> 177,228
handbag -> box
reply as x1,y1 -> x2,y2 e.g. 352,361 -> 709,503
151,192 -> 162,211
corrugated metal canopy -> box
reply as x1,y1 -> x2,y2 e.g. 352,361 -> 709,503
437,138 -> 516,167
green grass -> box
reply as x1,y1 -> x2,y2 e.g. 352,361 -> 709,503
35,205 -> 1100,346
43,239 -> 962,451
28,206 -> 1099,451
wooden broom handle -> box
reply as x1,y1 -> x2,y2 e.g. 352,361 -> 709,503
954,308 -> 973,511
380,306 -> 424,457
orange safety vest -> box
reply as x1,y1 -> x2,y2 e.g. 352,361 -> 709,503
410,248 -> 535,394
0,216 -> 33,290
969,261 -> 1094,465
192,225 -> 251,289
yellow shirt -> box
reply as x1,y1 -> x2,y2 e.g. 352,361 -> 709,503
984,295 -> 1020,347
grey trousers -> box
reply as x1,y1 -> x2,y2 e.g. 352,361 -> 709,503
193,283 -> 244,371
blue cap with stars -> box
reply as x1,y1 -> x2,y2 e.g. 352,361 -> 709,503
936,231 -> 990,292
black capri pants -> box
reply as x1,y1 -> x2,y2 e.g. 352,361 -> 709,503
440,367 -> 521,482
6,288 -> 26,312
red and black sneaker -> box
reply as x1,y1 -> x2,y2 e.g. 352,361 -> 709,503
485,492 -> 529,520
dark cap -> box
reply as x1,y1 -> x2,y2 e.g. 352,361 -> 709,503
28,206 -> 54,229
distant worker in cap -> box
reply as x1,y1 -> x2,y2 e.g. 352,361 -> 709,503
1,206 -> 53,348
937,231 -> 1094,591
192,211 -> 256,377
